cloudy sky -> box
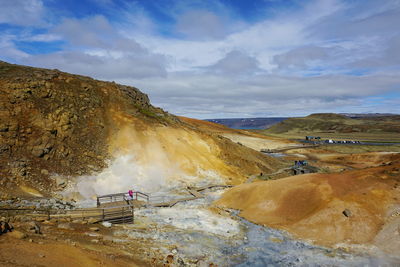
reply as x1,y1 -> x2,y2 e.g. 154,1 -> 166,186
1,0 -> 399,118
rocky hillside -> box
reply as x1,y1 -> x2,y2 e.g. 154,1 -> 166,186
265,113 -> 400,134
0,61 -> 173,197
0,61 -> 283,199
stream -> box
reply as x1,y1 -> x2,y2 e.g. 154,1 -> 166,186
113,188 -> 396,266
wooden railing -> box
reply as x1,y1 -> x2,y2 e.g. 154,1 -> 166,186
0,204 -> 135,224
0,207 -> 54,220
96,191 -> 149,207
134,191 -> 150,202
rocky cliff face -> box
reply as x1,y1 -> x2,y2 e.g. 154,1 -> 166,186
0,61 -> 172,197
0,61 -> 282,199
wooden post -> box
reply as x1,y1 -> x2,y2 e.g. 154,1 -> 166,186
132,206 -> 134,224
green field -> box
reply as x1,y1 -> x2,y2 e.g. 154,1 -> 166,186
261,131 -> 400,143
260,113 -> 400,143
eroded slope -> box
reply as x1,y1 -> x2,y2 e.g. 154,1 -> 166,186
215,153 -> 400,252
0,61 -> 283,198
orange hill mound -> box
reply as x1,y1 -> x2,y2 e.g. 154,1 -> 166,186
215,154 -> 400,250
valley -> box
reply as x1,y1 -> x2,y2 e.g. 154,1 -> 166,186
0,62 -> 399,266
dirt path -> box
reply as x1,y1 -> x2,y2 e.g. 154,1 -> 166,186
221,133 -> 298,151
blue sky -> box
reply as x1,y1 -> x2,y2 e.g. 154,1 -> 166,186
0,0 -> 399,118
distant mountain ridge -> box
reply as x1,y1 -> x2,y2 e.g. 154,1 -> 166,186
205,113 -> 399,130
264,113 -> 400,134
205,117 -> 289,129
340,113 -> 399,118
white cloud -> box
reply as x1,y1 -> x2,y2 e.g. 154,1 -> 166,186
350,35 -> 400,69
0,35 -> 29,60
24,49 -> 167,80
23,33 -> 63,42
206,50 -> 263,75
309,1 -> 400,39
53,15 -> 116,48
130,0 -> 345,74
2,0 -> 399,118
175,10 -> 228,40
118,71 -> 400,118
0,0 -> 46,26
17,15 -> 168,79
272,46 -> 329,70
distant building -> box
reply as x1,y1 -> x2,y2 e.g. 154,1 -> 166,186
306,136 -> 321,141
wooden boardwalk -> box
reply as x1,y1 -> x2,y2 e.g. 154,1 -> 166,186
265,144 -> 319,153
97,191 -> 149,207
0,204 -> 135,224
151,184 -> 232,207
0,184 -> 231,224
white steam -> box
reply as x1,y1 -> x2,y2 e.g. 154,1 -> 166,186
69,153 -> 224,202
74,154 -> 178,199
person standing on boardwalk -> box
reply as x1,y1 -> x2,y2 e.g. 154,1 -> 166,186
128,189 -> 134,200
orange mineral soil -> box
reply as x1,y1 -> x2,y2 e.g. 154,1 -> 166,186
215,153 -> 400,251
0,236 -> 139,267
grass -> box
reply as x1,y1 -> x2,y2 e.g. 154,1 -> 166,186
263,114 -> 400,141
138,107 -> 159,118
260,131 -> 400,143
318,144 -> 400,153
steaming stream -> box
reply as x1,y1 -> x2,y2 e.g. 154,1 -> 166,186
113,189 -> 395,266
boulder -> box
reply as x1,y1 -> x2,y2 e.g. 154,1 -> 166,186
166,255 -> 174,264
8,230 -> 27,239
28,221 -> 41,234
101,222 -> 112,228
342,209 -> 352,218
57,223 -> 73,230
87,218 -> 98,224
0,221 -> 13,233
55,176 -> 67,188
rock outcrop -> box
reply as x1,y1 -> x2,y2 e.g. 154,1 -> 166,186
0,61 -> 172,197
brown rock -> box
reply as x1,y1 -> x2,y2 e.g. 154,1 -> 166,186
342,209 -> 352,218
166,255 -> 174,264
87,218 -> 98,224
57,223 -> 73,230
8,230 -> 27,239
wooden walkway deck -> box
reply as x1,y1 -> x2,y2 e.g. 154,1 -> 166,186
0,184 -> 232,224
262,144 -> 319,153
0,204 -> 135,224
150,184 -> 232,207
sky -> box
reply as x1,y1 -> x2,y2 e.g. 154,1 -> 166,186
0,0 -> 399,119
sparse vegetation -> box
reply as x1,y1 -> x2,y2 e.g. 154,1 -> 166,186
260,113 -> 400,142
